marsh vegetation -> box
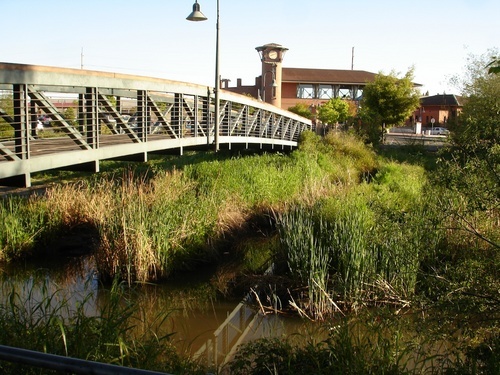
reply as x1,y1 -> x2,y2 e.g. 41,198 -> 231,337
0,126 -> 498,374
1,48 -> 499,375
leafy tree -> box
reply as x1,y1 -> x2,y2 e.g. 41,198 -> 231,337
288,102 -> 312,119
358,68 -> 420,141
427,51 -> 500,350
451,49 -> 500,150
487,57 -> 500,74
317,97 -> 350,126
63,107 -> 77,127
436,49 -> 500,251
0,93 -> 14,138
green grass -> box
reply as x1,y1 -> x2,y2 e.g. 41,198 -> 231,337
1,131 -> 381,285
272,151 -> 449,319
1,131 -> 499,374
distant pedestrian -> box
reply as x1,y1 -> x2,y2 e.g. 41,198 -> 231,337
36,119 -> 44,135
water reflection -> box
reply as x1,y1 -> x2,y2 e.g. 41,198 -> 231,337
0,255 -> 99,319
0,255 -> 316,365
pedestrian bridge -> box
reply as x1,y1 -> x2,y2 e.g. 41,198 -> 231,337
0,63 -> 313,187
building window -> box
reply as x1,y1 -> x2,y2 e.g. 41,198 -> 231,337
338,88 -> 351,99
318,85 -> 333,99
297,84 -> 315,99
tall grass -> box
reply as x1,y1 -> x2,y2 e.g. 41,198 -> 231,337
275,156 -> 443,317
0,196 -> 55,261
321,196 -> 375,301
1,130 -> 380,285
276,205 -> 333,320
46,169 -> 220,284
0,275 -> 205,374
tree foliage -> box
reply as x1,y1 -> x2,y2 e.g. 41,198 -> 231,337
0,94 -> 14,138
317,97 -> 350,126
436,49 -> 500,252
287,102 -> 313,119
359,68 -> 420,128
63,107 -> 77,127
451,49 -> 500,150
487,57 -> 500,75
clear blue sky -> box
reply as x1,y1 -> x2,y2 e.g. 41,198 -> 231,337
3,0 -> 499,96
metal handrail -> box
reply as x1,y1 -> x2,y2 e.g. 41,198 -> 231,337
0,344 -> 172,374
0,62 -> 313,188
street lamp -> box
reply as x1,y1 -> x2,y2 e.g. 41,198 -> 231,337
187,0 -> 220,152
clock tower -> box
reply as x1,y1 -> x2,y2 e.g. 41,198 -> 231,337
256,43 -> 288,107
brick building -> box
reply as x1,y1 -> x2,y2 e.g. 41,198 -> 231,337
410,94 -> 463,126
223,43 -> 378,111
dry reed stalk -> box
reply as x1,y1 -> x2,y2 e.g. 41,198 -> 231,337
287,290 -> 314,321
311,278 -> 345,316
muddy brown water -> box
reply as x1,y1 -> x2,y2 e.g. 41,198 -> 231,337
0,254 -> 318,365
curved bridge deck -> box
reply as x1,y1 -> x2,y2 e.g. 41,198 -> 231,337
0,63 -> 313,187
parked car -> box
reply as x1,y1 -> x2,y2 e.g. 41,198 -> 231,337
430,127 -> 450,135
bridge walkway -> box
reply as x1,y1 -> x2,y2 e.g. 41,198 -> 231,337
0,63 -> 313,187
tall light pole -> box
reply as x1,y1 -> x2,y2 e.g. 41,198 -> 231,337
187,0 -> 220,152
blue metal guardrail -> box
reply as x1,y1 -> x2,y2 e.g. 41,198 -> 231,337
0,344 -> 172,374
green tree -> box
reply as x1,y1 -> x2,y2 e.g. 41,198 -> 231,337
429,51 -> 500,347
0,93 -> 14,138
436,49 -> 500,251
451,49 -> 500,149
487,57 -> 500,74
63,107 -> 77,127
359,69 -> 420,135
288,102 -> 312,119
317,97 -> 350,126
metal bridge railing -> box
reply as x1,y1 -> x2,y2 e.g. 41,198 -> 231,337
0,62 -> 313,187
0,344 -> 171,374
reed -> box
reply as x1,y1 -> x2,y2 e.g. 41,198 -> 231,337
276,205 -> 333,320
0,195 -> 55,261
1,130 -> 379,284
90,169 -> 218,283
0,275 -> 206,374
275,156 -> 439,316
320,195 -> 375,301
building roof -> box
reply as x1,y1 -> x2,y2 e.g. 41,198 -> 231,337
282,68 -> 377,85
420,94 -> 463,106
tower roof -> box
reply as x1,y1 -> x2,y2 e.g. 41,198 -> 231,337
255,43 -> 289,53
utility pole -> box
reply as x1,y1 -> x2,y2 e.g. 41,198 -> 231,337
351,47 -> 354,70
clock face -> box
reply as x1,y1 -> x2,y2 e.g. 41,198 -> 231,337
268,50 -> 278,60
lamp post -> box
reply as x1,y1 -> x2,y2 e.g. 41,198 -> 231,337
187,0 -> 220,152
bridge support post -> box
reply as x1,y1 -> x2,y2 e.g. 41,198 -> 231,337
84,87 -> 99,149
203,90 -> 210,146
173,93 -> 182,140
12,84 -> 30,160
137,90 -> 148,141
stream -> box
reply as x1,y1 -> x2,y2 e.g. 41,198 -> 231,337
0,254 -> 318,367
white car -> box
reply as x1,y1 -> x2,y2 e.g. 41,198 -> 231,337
430,127 -> 450,135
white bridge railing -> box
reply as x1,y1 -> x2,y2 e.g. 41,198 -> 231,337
0,63 -> 313,187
